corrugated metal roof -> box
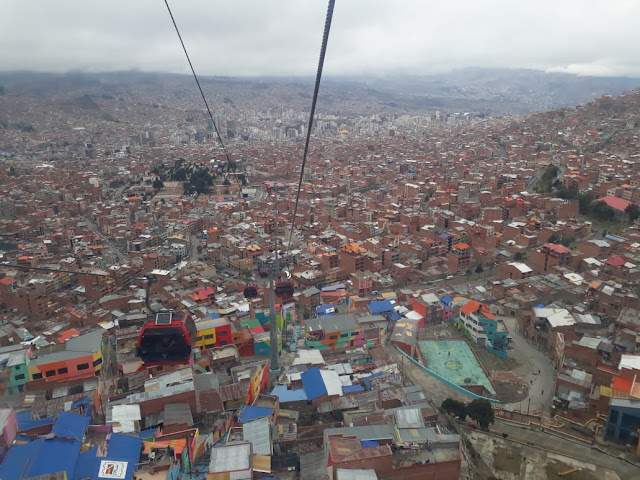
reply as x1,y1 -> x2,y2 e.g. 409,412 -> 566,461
367,300 -> 394,314
393,408 -> 424,429
164,403 -> 194,427
209,441 -> 252,474
306,314 -> 359,333
324,424 -> 395,442
145,368 -> 193,391
108,404 -> 141,433
29,330 -> 103,366
193,372 -> 220,391
270,385 -> 308,403
320,369 -> 343,397
243,417 -> 271,455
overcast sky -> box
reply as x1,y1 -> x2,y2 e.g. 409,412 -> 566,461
2,0 -> 640,78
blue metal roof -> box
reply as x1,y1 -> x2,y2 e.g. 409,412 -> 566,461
342,384 -> 364,394
139,428 -> 157,440
238,406 -> 273,424
106,433 -> 143,459
363,371 -> 383,390
301,367 -> 328,400
0,438 -> 42,479
73,446 -> 98,480
71,397 -> 91,414
16,410 -> 54,432
0,436 -> 84,479
95,433 -> 143,480
271,385 -> 308,403
316,304 -> 336,316
440,295 -> 453,304
389,312 -> 402,322
322,283 -> 345,292
367,300 -> 394,314
51,411 -> 90,441
361,440 -> 379,448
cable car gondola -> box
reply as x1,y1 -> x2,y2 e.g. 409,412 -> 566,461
136,310 -> 196,366
243,285 -> 259,299
274,280 -> 294,299
259,270 -> 268,278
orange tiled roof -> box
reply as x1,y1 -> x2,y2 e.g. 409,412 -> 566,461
460,300 -> 495,319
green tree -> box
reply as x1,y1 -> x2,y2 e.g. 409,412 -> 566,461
560,236 -> 575,248
592,201 -> 616,221
625,203 -> 640,222
466,399 -> 494,428
183,182 -> 194,196
475,265 -> 484,274
513,252 -> 523,261
441,398 -> 467,420
152,178 -> 164,190
578,192 -> 595,214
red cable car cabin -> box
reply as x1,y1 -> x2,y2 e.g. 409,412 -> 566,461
274,280 -> 294,299
244,285 -> 259,299
136,310 -> 196,366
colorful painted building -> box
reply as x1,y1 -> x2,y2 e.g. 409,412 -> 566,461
0,345 -> 32,395
457,300 -> 510,357
28,330 -> 104,382
194,317 -> 232,350
305,314 -> 361,350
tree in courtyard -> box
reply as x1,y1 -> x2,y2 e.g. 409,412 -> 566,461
475,265 -> 484,274
441,398 -> 467,420
626,203 -> 640,222
513,252 -> 523,261
466,399 -> 494,429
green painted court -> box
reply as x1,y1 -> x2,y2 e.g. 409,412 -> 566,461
418,339 -> 495,395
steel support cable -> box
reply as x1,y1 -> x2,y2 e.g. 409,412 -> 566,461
163,0 -> 243,193
286,0 -> 336,253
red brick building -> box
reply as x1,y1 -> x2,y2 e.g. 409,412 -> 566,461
530,243 -> 571,274
447,243 -> 470,273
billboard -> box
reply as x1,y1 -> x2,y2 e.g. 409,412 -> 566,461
98,460 -> 128,479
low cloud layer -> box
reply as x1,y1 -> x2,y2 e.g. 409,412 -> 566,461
2,0 -> 640,77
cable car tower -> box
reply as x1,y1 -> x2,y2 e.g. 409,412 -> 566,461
256,235 -> 293,376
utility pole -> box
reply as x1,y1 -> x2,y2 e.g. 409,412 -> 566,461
269,247 -> 280,375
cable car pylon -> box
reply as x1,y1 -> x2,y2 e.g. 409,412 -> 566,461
267,247 -> 281,375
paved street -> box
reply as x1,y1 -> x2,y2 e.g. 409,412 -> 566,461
498,315 -> 557,413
